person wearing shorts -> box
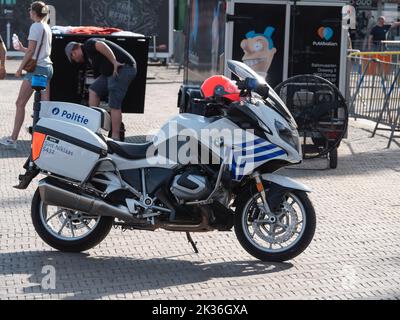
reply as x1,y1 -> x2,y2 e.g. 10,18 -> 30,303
65,38 -> 137,140
0,1 -> 53,149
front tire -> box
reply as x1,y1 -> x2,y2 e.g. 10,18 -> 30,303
234,187 -> 316,262
31,189 -> 114,253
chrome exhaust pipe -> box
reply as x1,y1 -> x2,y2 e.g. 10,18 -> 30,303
38,180 -> 137,223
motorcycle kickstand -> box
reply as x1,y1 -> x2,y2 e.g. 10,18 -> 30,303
186,232 -> 199,254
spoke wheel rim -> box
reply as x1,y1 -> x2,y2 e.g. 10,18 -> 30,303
242,193 -> 307,253
39,201 -> 100,241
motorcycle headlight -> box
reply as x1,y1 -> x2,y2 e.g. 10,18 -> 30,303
275,120 -> 300,151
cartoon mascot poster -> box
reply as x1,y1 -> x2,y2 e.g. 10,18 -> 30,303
240,26 -> 277,79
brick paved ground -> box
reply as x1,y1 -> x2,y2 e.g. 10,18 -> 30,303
0,61 -> 399,300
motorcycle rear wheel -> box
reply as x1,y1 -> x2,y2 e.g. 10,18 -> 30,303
234,187 -> 316,262
31,188 -> 114,252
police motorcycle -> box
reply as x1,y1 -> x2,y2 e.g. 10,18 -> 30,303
16,60 -> 316,262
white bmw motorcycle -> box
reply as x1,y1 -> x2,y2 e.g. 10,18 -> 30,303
17,60 -> 316,262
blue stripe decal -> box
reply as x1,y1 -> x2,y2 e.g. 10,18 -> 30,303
254,138 -> 266,145
253,144 -> 278,154
254,150 -> 286,163
239,161 -> 247,168
239,145 -> 280,158
237,138 -> 266,149
231,153 -> 238,177
231,139 -> 286,180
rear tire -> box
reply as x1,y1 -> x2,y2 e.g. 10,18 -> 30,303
234,186 -> 316,262
31,189 -> 114,253
329,147 -> 338,169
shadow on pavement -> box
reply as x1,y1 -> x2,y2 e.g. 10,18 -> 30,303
0,140 -> 31,159
357,127 -> 400,148
283,147 -> 400,179
0,250 -> 293,299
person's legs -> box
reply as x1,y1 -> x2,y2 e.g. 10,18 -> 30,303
42,82 -> 51,101
11,80 -> 34,141
108,65 -> 136,141
89,75 -> 107,107
110,109 -> 122,140
89,89 -> 101,107
41,66 -> 54,101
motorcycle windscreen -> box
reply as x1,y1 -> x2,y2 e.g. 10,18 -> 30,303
227,60 -> 267,85
227,60 -> 296,127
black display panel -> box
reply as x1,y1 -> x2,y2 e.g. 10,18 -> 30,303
289,5 -> 342,87
50,34 -> 149,113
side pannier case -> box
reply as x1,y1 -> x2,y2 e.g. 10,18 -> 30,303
40,101 -> 111,133
32,118 -> 108,182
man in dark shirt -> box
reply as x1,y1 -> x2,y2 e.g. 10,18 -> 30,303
0,34 -> 6,80
368,16 -> 400,51
65,38 -> 137,140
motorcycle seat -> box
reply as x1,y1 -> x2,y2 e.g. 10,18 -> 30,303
107,140 -> 154,160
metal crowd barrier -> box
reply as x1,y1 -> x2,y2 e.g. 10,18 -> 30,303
347,51 -> 400,148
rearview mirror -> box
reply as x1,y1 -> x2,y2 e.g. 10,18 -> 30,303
256,84 -> 269,98
242,78 -> 269,97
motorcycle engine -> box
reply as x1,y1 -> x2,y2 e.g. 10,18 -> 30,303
170,172 -> 212,202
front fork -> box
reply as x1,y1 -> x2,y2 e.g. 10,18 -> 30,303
253,172 -> 272,214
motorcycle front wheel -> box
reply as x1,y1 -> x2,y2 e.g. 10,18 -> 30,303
31,189 -> 114,252
234,188 -> 316,262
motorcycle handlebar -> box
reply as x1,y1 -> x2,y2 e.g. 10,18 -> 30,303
193,98 -> 212,104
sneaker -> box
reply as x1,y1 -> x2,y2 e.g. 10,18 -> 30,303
0,136 -> 17,149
